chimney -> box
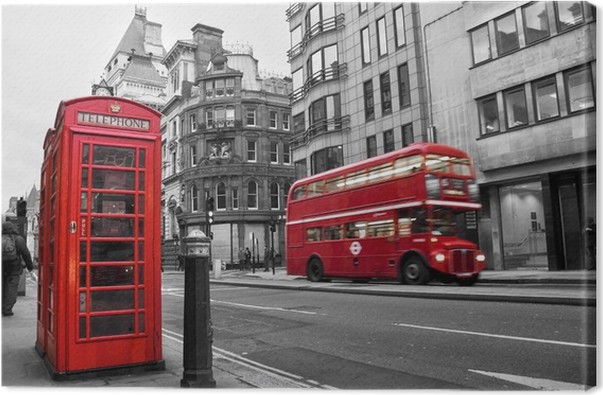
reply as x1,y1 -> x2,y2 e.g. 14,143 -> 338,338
191,23 -> 224,80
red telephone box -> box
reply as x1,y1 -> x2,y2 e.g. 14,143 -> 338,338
36,97 -> 164,378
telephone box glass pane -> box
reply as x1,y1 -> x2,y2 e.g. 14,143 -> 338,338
82,144 -> 90,164
138,313 -> 145,333
90,266 -> 135,286
81,193 -> 88,212
79,266 -> 86,287
138,289 -> 145,308
92,193 -> 135,214
138,172 -> 145,190
79,317 -> 86,338
138,219 -> 144,237
90,242 -> 134,262
81,168 -> 89,188
138,195 -> 145,214
92,169 -> 135,190
91,217 -> 135,237
90,314 -> 135,337
80,242 -> 87,262
93,146 -> 136,168
90,290 -> 135,312
138,266 -> 144,284
138,149 -> 146,168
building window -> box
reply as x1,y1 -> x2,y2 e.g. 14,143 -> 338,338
190,145 -> 197,166
232,188 -> 239,210
225,78 -> 235,96
376,17 -> 388,56
533,76 -> 559,121
364,79 -> 375,121
367,135 -> 377,158
283,113 -> 290,131
383,129 -> 395,153
478,94 -> 500,135
311,145 -> 343,175
247,181 -> 258,209
495,12 -> 519,55
190,184 -> 199,212
394,6 -> 406,48
270,141 -> 279,164
216,79 -> 225,97
359,2 -> 367,14
471,24 -> 491,65
283,143 -> 291,164
270,182 -> 280,210
246,108 -> 256,126
361,26 -> 371,64
205,81 -> 214,98
522,2 -> 550,45
206,109 -> 213,128
247,140 -> 257,162
216,182 -> 226,210
555,2 -> 587,32
504,86 -> 528,129
226,106 -> 235,127
398,63 -> 410,108
171,151 -> 177,176
189,114 -> 197,132
380,72 -> 392,115
402,123 -> 414,147
270,111 -> 278,129
291,24 -> 302,51
295,159 -> 307,179
565,66 -> 595,113
294,112 -> 305,134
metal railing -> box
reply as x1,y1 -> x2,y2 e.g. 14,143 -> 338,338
291,115 -> 350,148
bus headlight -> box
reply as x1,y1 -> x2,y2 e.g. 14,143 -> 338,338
435,253 -> 446,262
475,254 -> 486,262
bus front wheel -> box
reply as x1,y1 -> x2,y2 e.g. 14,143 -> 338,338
402,257 -> 430,285
307,258 -> 324,282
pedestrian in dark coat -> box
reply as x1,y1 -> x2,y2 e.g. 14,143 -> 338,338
2,221 -> 36,316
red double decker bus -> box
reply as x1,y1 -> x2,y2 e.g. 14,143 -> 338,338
286,143 -> 486,285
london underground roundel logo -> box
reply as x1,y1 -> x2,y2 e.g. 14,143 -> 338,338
349,241 -> 362,256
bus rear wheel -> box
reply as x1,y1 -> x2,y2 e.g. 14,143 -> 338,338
402,257 -> 430,285
307,258 -> 324,282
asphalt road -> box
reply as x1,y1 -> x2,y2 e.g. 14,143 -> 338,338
162,276 -> 596,390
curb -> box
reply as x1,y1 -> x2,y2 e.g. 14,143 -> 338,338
209,279 -> 595,307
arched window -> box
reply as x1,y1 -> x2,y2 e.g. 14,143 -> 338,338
190,184 -> 199,212
248,181 -> 258,209
270,182 -> 279,210
216,182 -> 226,210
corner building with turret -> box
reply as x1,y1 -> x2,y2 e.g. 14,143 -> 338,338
161,23 -> 295,268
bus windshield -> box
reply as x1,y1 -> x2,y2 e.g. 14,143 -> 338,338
431,206 -> 459,236
425,154 -> 472,176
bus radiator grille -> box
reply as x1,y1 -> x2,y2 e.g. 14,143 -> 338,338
449,249 -> 475,274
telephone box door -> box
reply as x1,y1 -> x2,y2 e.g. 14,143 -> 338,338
68,133 -> 161,371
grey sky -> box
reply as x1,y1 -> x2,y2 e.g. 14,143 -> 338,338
1,2 -> 291,211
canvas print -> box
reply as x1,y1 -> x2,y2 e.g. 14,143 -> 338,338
1,1 -> 596,390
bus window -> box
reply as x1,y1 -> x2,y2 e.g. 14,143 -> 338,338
366,219 -> 394,237
394,155 -> 423,176
451,159 -> 471,176
367,163 -> 393,183
425,154 -> 450,173
324,225 -> 343,240
346,221 -> 367,238
307,180 -> 323,197
345,170 -> 367,188
325,176 -> 344,193
410,208 -> 429,234
293,185 -> 306,200
398,211 -> 412,236
306,227 -> 322,242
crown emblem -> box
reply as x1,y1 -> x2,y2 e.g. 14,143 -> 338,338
110,102 -> 121,113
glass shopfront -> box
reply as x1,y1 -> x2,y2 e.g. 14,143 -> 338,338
499,181 -> 548,269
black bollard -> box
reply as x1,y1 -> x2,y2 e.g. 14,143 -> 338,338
181,230 -> 216,388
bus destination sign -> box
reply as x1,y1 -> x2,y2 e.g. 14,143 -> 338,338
77,111 -> 150,131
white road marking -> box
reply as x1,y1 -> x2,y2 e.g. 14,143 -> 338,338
162,328 -> 335,389
163,291 -> 322,315
393,322 -> 596,349
469,369 -> 588,390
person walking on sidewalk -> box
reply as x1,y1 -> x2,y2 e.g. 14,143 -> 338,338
244,247 -> 251,271
238,248 -> 245,271
2,221 -> 36,317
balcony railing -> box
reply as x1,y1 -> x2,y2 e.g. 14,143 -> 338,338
287,14 -> 345,62
290,62 -> 348,103
291,115 -> 350,148
285,3 -> 304,21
